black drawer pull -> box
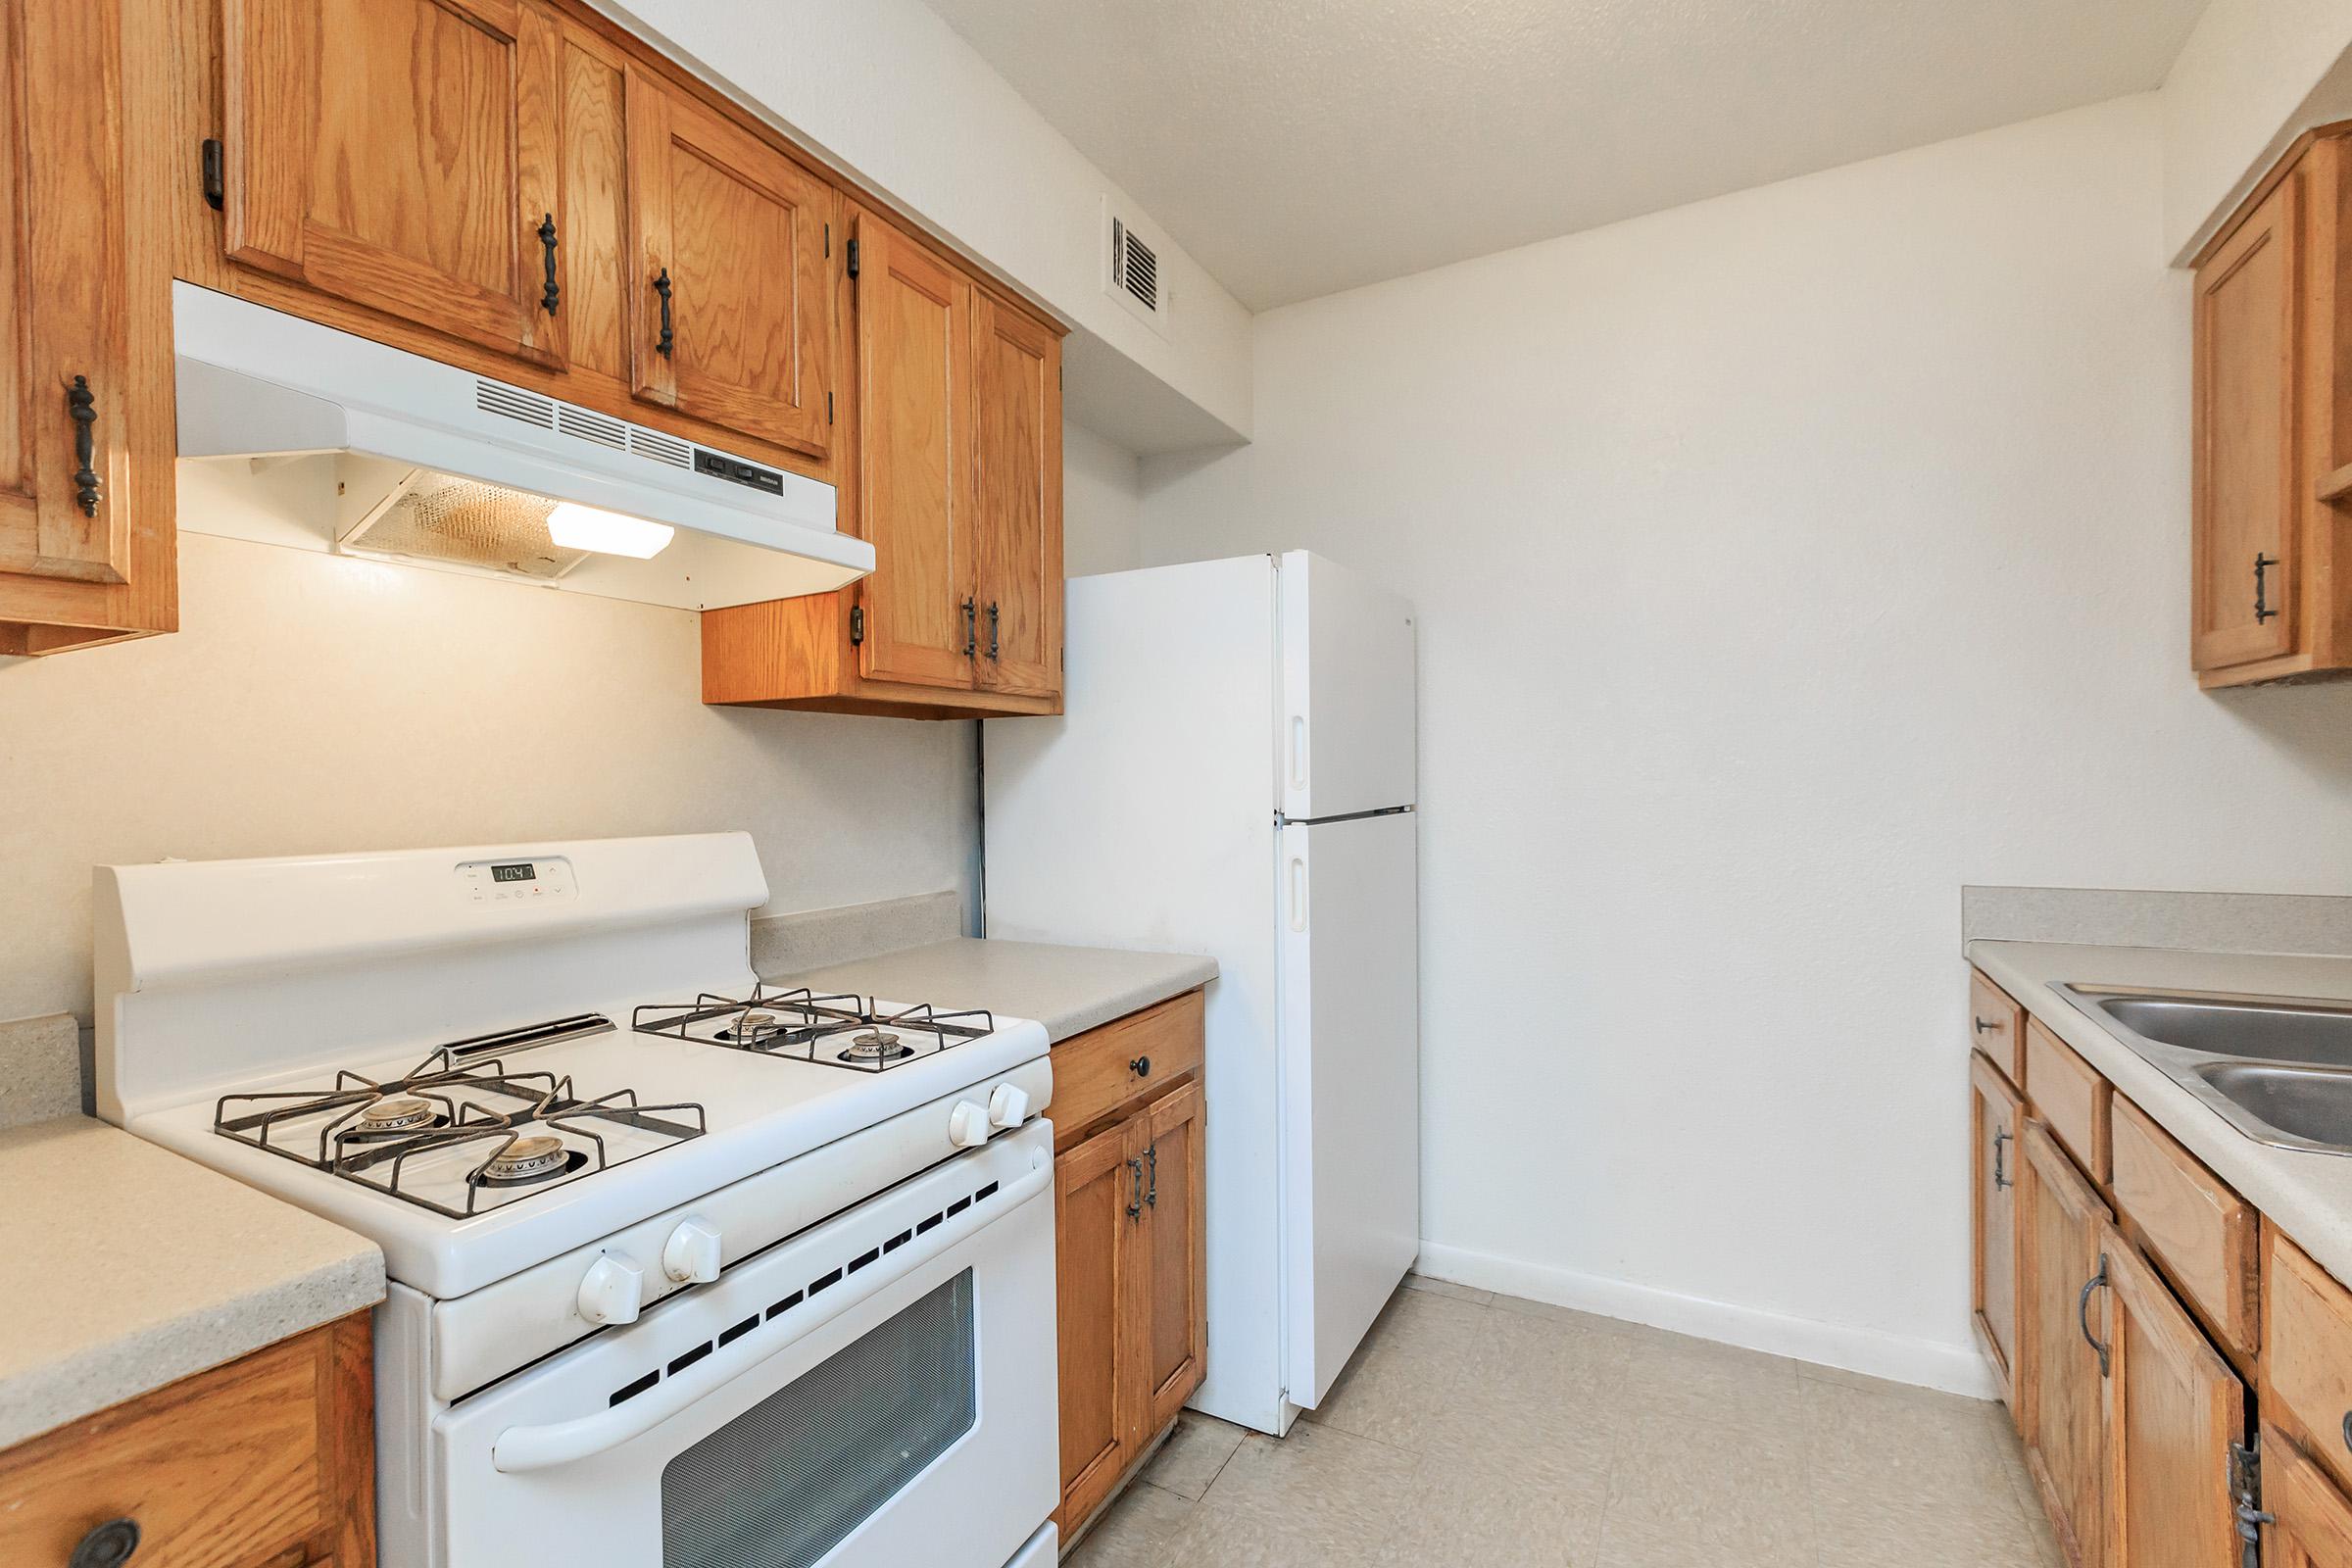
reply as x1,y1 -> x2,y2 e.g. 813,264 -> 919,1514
653,268 -> 674,357
1130,1054 -> 1152,1078
70,1518 -> 140,1568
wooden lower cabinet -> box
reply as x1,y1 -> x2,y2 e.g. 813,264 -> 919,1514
2103,1233 -> 2245,1568
2022,1121 -> 2114,1568
1972,1050 -> 2023,1403
0,1313 -> 373,1568
2265,1425 -> 2352,1568
1051,997 -> 1207,1540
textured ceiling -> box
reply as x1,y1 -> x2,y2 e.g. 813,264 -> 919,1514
922,0 -> 2208,310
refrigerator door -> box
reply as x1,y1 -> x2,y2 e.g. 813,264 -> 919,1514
1278,809 -> 1420,1409
1279,552 -> 1416,821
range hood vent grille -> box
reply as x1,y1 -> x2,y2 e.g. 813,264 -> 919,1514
471,375 -> 694,471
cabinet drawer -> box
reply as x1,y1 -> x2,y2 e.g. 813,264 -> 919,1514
2025,1018 -> 2111,1184
1050,991 -> 1204,1148
2108,1094 -> 2259,1355
1968,969 -> 2027,1086
2266,1231 -> 2352,1498
0,1317 -> 371,1568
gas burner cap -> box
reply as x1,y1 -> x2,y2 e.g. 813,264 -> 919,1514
358,1096 -> 437,1132
838,1028 -> 915,1064
478,1135 -> 572,1185
720,1010 -> 784,1043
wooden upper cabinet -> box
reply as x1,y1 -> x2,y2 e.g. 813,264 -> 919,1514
625,66 -> 833,457
0,0 -> 130,593
854,210 -> 976,690
220,0 -> 566,368
2193,172 -> 2299,674
2191,124 -> 2352,688
971,292 -> 1063,698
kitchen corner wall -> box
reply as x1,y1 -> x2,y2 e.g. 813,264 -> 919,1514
0,531 -> 978,1026
1134,92 -> 2352,1393
1062,420 -> 1147,577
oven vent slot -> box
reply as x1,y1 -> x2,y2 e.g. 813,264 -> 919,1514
599,1175 -> 1008,1411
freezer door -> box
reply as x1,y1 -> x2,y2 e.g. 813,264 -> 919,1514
1278,810 -> 1420,1409
1279,552 -> 1416,820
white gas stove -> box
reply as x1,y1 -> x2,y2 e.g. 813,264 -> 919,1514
95,834 -> 1058,1568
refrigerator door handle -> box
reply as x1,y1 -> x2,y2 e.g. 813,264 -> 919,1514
1290,715 -> 1307,791
1289,856 -> 1308,932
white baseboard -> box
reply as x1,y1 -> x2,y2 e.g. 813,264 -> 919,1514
1413,1242 -> 1998,1401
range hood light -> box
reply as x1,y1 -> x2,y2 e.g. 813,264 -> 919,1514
545,502 -> 675,560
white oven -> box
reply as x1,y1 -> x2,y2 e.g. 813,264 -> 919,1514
429,1121 -> 1057,1568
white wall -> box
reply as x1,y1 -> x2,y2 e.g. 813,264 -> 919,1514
2161,0 -> 2352,259
1062,420 -> 1145,577
599,0 -> 1252,453
0,531 -> 976,1025
1136,94 -> 2352,1393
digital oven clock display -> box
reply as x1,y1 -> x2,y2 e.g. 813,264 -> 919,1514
491,863 -> 536,884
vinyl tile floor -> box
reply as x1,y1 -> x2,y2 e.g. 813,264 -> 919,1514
1064,1274 -> 2065,1568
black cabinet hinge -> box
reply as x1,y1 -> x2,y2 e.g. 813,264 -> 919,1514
200,138 -> 224,210
849,605 -> 864,646
846,238 -> 859,280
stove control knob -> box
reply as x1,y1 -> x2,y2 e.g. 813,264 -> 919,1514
987,1082 -> 1030,1129
948,1099 -> 993,1149
662,1217 -> 722,1285
578,1252 -> 644,1327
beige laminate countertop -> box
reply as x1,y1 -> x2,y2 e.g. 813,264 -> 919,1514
768,937 -> 1217,1043
0,1117 -> 384,1451
1968,940 -> 2352,1292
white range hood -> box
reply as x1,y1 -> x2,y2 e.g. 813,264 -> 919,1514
171,282 -> 872,611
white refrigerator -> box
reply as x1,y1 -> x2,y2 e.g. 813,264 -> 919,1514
983,551 -> 1419,1436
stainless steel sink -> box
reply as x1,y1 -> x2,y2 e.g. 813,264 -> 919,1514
2058,986 -> 2352,1155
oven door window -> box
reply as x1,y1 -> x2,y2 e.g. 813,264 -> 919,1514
661,1270 -> 977,1568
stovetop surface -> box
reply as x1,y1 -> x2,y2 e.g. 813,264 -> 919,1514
126,990 -> 1049,1298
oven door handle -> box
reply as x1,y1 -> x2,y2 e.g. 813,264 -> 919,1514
490,1153 -> 1051,1475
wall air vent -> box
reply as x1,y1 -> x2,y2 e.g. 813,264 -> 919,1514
1102,198 -> 1171,339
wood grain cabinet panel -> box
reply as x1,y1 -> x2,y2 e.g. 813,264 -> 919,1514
2265,1229 -> 2352,1501
2265,1424 -> 2352,1568
969,291 -> 1062,699
2107,1094 -> 2258,1358
1142,1076 -> 1208,1437
0,0 -> 174,652
2022,1121 -> 2113,1568
1970,969 -> 2028,1087
624,65 -> 833,457
220,0 -> 566,368
1049,991 -> 1206,1152
0,1314 -> 373,1568
1972,1050 -> 2024,1406
2027,1020 -> 2112,1186
2101,1230 -> 2244,1568
1053,1113 -> 1147,1539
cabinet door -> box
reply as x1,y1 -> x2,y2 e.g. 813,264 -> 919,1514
2023,1121 -> 2112,1568
626,68 -> 833,456
1971,1052 -> 2023,1405
2192,172 -> 2300,671
1141,1078 -> 1208,1438
1054,1113 -> 1148,1535
2103,1230 -> 2244,1568
2266,1426 -> 2352,1568
852,210 -> 976,690
970,292 -> 1062,698
221,0 -> 564,367
0,0 -> 131,590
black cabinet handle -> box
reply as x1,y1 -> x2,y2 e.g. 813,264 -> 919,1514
1130,1055 -> 1151,1078
68,375 -> 98,517
538,214 -> 560,315
2078,1254 -> 2110,1378
69,1518 -> 140,1568
1145,1144 -> 1158,1207
1991,1128 -> 2011,1191
1973,1016 -> 1999,1035
1125,1156 -> 1144,1220
653,268 -> 674,357
987,600 -> 1000,661
2255,552 -> 2280,623
2341,1410 -> 2352,1453
961,596 -> 977,659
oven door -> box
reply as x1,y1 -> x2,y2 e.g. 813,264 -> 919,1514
433,1121 -> 1056,1568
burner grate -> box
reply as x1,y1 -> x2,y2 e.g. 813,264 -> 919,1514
632,986 -> 994,1073
213,1021 -> 707,1219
